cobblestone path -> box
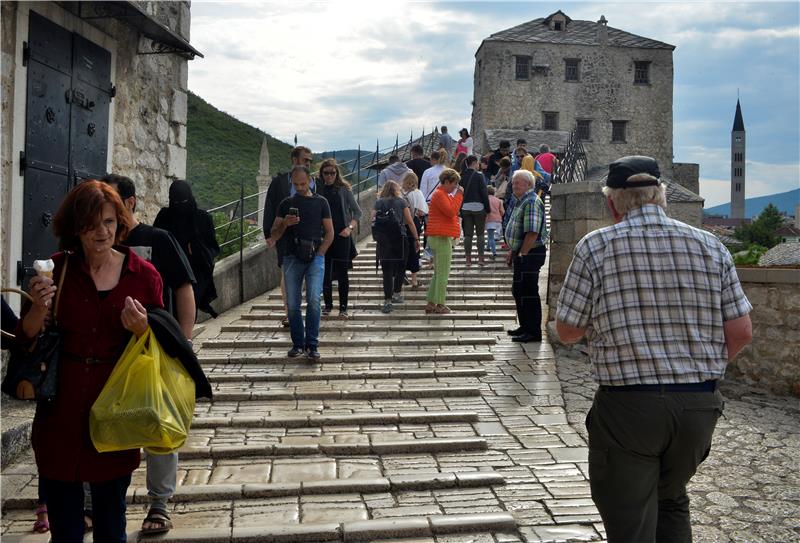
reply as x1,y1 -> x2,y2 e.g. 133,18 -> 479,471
1,241 -> 605,542
556,344 -> 800,543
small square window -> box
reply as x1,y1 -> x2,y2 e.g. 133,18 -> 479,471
634,61 -> 650,85
576,120 -> 591,141
554,21 -> 563,31
515,56 -> 530,80
611,121 -> 627,143
565,59 -> 580,82
543,112 -> 559,131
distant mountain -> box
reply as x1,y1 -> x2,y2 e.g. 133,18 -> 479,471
186,92 -> 293,210
704,188 -> 800,219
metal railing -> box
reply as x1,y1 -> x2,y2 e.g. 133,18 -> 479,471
204,129 -> 441,304
552,126 -> 588,185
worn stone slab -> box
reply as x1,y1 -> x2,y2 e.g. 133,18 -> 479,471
232,523 -> 341,542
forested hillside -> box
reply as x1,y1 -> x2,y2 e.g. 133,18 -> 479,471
186,91 -> 293,209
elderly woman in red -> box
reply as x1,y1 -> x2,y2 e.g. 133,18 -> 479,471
23,181 -> 163,542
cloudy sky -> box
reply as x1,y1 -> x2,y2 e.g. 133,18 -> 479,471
188,1 -> 799,208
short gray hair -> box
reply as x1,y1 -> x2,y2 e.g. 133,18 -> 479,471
512,169 -> 535,187
602,177 -> 667,214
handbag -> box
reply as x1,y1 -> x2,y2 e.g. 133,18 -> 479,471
293,238 -> 320,262
1,256 -> 68,402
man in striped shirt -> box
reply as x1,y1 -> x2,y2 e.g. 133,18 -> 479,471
555,155 -> 753,542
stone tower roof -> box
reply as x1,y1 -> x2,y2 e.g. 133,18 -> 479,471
733,99 -> 745,132
482,12 -> 675,50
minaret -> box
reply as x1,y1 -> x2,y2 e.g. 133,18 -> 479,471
256,137 -> 270,229
731,99 -> 746,220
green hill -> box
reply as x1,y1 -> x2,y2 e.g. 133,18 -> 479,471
186,91 -> 293,210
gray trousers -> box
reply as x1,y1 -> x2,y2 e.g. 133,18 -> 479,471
461,210 -> 486,258
587,387 -> 724,543
146,451 -> 178,511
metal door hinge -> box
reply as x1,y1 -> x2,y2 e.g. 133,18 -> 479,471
19,151 -> 26,175
110,84 -> 116,98
22,41 -> 30,66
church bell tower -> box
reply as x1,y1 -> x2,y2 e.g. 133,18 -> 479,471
731,99 -> 746,220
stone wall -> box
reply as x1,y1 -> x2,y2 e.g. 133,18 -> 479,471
472,40 -> 673,175
668,201 -> 703,228
93,1 -> 192,223
200,189 -> 380,321
672,162 -> 699,194
725,268 -> 800,397
1,2 -> 19,287
1,1 -> 192,287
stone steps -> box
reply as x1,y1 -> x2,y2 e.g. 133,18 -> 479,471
240,311 -> 518,321
0,512 -> 518,542
197,350 -> 494,366
178,437 -> 490,460
199,385 -> 482,402
223,322 -> 505,332
201,337 -> 496,349
250,302 -> 517,311
205,368 -> 487,383
191,410 -> 481,429
264,292 -> 514,300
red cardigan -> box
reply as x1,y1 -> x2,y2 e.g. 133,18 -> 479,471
32,247 -> 163,483
427,186 -> 463,238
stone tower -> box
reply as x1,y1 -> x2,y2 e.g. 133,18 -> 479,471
470,11 -> 675,174
730,99 -> 746,220
256,137 -> 271,229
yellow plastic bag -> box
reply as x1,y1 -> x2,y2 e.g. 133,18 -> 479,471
90,327 -> 195,454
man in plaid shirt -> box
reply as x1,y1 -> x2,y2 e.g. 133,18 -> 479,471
504,170 -> 549,343
555,156 -> 752,542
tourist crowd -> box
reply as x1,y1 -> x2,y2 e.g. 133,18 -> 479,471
262,132 -> 558,358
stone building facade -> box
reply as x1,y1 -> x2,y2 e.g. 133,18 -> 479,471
471,11 -> 675,175
1,1 -> 199,288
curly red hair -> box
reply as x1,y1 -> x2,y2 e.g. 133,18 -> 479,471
53,180 -> 132,251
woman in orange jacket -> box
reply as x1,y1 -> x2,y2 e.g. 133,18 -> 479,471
425,168 -> 464,313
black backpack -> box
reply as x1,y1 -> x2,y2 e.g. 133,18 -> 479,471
371,199 -> 404,242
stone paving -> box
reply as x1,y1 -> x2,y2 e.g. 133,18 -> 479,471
2,242 -> 604,542
2,239 -> 798,542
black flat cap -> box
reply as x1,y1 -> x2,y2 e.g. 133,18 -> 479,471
606,156 -> 661,188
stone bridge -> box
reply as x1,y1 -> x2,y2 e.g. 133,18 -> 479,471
1,189 -> 799,542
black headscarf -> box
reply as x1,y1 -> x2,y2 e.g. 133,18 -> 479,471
166,180 -> 199,248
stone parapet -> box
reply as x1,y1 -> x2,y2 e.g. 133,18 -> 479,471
546,182 -> 612,319
726,267 -> 800,396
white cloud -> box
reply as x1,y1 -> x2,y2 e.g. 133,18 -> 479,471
188,0 -> 799,189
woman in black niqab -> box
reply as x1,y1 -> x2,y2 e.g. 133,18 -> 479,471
155,180 -> 221,317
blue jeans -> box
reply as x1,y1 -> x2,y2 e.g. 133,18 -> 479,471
487,229 -> 497,256
283,254 -> 325,349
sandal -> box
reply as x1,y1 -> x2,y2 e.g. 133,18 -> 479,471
33,505 -> 49,534
434,304 -> 453,314
84,509 -> 93,533
141,508 -> 172,535
424,303 -> 437,314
